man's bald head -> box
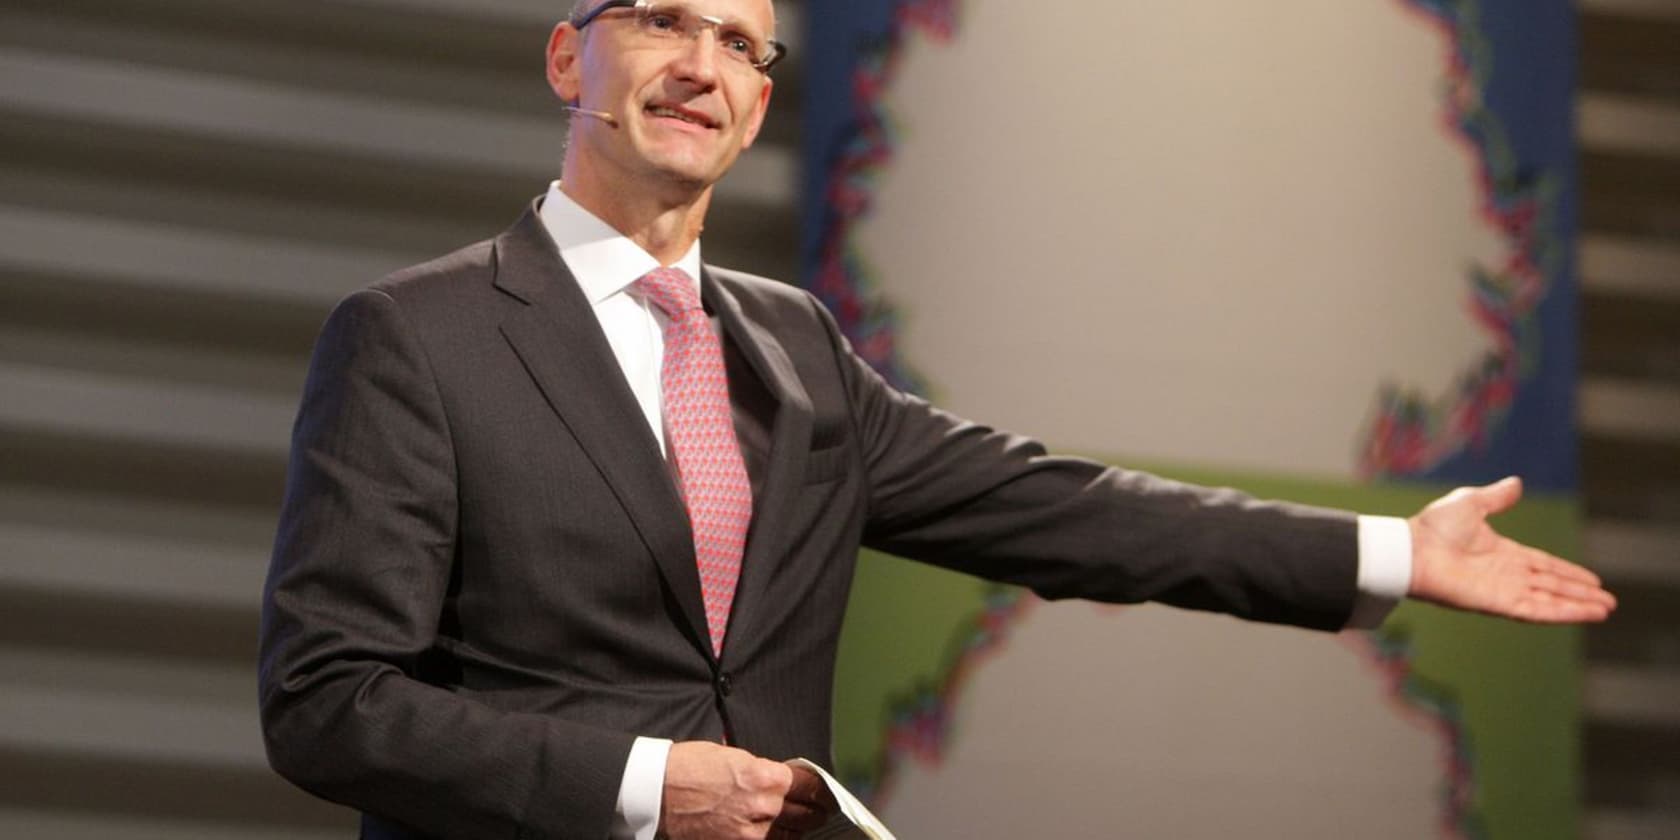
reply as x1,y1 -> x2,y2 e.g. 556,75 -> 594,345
566,0 -> 777,36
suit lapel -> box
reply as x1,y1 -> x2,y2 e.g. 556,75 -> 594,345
492,210 -> 712,658
703,269 -> 814,663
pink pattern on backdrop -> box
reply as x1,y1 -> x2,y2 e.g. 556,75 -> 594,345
810,2 -> 1538,838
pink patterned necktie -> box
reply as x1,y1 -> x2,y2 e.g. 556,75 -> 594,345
636,267 -> 752,656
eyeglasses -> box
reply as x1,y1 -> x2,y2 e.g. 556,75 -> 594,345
571,0 -> 787,74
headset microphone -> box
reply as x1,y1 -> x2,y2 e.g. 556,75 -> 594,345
565,105 -> 620,127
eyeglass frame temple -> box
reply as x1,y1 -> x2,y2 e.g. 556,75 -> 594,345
567,0 -> 787,73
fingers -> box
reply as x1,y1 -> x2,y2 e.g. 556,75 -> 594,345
1472,475 -> 1523,515
658,749 -> 845,840
1499,546 -> 1616,623
1526,585 -> 1615,622
1521,546 -> 1617,608
782,766 -> 834,811
738,758 -> 796,823
770,802 -> 831,835
1529,572 -> 1617,618
1517,590 -> 1614,624
1536,570 -> 1617,610
754,758 -> 795,793
768,821 -> 831,840
772,766 -> 838,834
1530,548 -> 1604,587
661,743 -> 802,840
1545,577 -> 1617,611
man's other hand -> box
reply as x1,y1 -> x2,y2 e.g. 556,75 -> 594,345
1408,476 -> 1617,623
659,741 -> 837,840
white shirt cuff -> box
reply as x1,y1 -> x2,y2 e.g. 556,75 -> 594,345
1346,515 -> 1413,629
611,736 -> 672,840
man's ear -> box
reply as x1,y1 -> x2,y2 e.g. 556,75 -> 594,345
546,22 -> 583,103
739,78 -> 774,151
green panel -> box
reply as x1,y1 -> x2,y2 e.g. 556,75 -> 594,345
831,548 -> 1001,788
832,462 -> 1582,838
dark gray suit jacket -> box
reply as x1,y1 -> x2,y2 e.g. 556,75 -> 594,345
259,205 -> 1359,839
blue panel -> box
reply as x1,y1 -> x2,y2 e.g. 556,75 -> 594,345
1412,0 -> 1579,493
800,0 -> 898,274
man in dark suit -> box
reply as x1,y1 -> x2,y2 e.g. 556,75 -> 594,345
257,1 -> 1617,839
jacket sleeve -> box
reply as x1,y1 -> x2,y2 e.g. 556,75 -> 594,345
808,295 -> 1359,632
259,288 -> 632,839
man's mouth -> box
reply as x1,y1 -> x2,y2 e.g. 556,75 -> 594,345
646,104 -> 718,129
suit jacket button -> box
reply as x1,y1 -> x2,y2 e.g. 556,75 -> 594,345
716,673 -> 733,697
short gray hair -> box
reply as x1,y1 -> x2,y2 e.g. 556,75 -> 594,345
569,0 -> 598,22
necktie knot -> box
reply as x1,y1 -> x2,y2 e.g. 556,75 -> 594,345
636,267 -> 703,319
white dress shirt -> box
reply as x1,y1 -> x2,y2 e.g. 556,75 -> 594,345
535,180 -> 1412,840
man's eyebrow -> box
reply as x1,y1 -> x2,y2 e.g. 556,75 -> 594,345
687,5 -> 777,37
710,11 -> 774,37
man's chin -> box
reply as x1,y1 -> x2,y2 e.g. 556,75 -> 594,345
641,156 -> 734,194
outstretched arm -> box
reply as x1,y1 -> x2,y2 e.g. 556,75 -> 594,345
1407,477 -> 1616,623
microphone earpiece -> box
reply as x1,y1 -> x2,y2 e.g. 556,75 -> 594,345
565,105 -> 619,128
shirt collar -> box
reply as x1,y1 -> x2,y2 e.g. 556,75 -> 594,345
537,181 -> 703,305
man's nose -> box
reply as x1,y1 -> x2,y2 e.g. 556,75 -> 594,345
668,27 -> 721,85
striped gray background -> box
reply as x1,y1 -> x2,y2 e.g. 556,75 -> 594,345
1577,2 -> 1680,839
0,0 -> 801,836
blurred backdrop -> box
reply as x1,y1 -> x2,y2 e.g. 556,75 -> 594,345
0,0 -> 1674,838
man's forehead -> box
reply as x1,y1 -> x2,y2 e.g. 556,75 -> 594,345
575,0 -> 777,30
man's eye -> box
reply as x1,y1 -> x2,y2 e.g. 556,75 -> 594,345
723,36 -> 755,55
645,13 -> 680,31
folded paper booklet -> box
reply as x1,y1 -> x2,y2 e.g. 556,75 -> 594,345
787,758 -> 899,840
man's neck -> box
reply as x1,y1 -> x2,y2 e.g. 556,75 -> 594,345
559,172 -> 711,266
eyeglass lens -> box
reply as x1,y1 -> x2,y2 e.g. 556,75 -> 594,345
579,1 -> 778,70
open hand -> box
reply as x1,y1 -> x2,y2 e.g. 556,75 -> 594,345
660,741 -> 837,840
1407,476 -> 1616,623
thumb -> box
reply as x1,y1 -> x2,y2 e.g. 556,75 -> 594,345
1473,476 -> 1523,515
